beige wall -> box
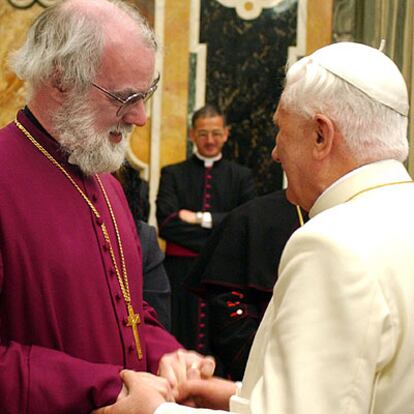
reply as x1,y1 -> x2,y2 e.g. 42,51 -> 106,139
307,0 -> 333,54
158,0 -> 191,168
0,3 -> 43,128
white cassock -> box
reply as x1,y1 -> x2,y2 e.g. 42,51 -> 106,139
157,159 -> 414,414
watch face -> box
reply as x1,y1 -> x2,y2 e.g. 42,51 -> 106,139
196,212 -> 203,223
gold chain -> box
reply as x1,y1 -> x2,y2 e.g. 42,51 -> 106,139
95,174 -> 131,303
346,180 -> 414,202
14,119 -> 143,359
295,205 -> 305,226
294,181 -> 413,224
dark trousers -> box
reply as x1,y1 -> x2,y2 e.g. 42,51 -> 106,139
164,256 -> 201,350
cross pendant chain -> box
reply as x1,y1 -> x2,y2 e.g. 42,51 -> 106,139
127,303 -> 143,360
13,120 -> 145,362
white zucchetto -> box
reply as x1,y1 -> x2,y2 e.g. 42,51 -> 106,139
310,42 -> 409,116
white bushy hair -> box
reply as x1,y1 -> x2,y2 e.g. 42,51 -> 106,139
9,0 -> 157,93
280,56 -> 408,163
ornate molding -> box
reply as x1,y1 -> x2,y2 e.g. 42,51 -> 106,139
7,0 -> 58,9
216,0 -> 284,20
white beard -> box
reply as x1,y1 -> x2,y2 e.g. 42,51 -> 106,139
53,93 -> 132,176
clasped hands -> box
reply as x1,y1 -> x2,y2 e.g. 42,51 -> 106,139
93,349 -> 235,414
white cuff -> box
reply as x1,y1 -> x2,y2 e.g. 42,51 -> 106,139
155,402 -> 230,413
154,403 -> 179,414
229,382 -> 250,414
201,212 -> 212,229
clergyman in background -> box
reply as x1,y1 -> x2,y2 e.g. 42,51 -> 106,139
156,104 -> 256,354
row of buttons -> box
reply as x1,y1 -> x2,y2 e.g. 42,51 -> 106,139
94,198 -> 138,358
196,166 -> 215,352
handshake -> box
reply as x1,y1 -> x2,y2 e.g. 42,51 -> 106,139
93,349 -> 237,414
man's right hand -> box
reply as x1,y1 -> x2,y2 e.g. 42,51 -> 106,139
178,209 -> 197,224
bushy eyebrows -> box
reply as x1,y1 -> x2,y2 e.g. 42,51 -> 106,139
112,87 -> 142,98
112,76 -> 159,99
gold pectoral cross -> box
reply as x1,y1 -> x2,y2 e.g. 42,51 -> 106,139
127,303 -> 143,360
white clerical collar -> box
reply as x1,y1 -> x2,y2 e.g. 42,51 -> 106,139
309,159 -> 411,218
194,151 -> 222,167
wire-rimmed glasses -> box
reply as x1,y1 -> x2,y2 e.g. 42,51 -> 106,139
91,73 -> 160,118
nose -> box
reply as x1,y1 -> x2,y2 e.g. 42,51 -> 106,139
271,141 -> 280,163
205,133 -> 214,143
122,100 -> 147,127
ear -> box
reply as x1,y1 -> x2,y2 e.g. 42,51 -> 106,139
312,114 -> 335,160
222,126 -> 230,143
48,67 -> 68,104
189,128 -> 196,144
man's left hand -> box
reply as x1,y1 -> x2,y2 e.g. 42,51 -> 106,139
92,370 -> 173,414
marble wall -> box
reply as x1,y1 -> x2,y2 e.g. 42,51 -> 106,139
199,0 -> 298,195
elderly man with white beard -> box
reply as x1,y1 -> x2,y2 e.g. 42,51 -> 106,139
0,1 -> 215,413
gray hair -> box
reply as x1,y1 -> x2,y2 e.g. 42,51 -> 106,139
280,56 -> 408,163
9,0 -> 157,92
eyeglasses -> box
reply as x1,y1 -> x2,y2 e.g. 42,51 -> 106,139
91,73 -> 160,118
195,130 -> 225,139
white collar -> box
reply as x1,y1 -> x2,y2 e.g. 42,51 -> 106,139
194,151 -> 222,167
309,159 -> 411,218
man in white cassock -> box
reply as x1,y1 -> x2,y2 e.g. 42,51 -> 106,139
113,41 -> 414,414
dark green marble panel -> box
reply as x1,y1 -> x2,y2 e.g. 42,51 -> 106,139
200,0 -> 297,194
188,53 -> 198,159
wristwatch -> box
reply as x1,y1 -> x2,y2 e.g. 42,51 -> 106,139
195,211 -> 204,224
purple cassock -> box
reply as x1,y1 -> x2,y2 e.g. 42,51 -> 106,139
0,110 -> 181,413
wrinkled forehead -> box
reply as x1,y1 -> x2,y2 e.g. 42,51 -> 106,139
98,36 -> 156,88
273,104 -> 283,126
